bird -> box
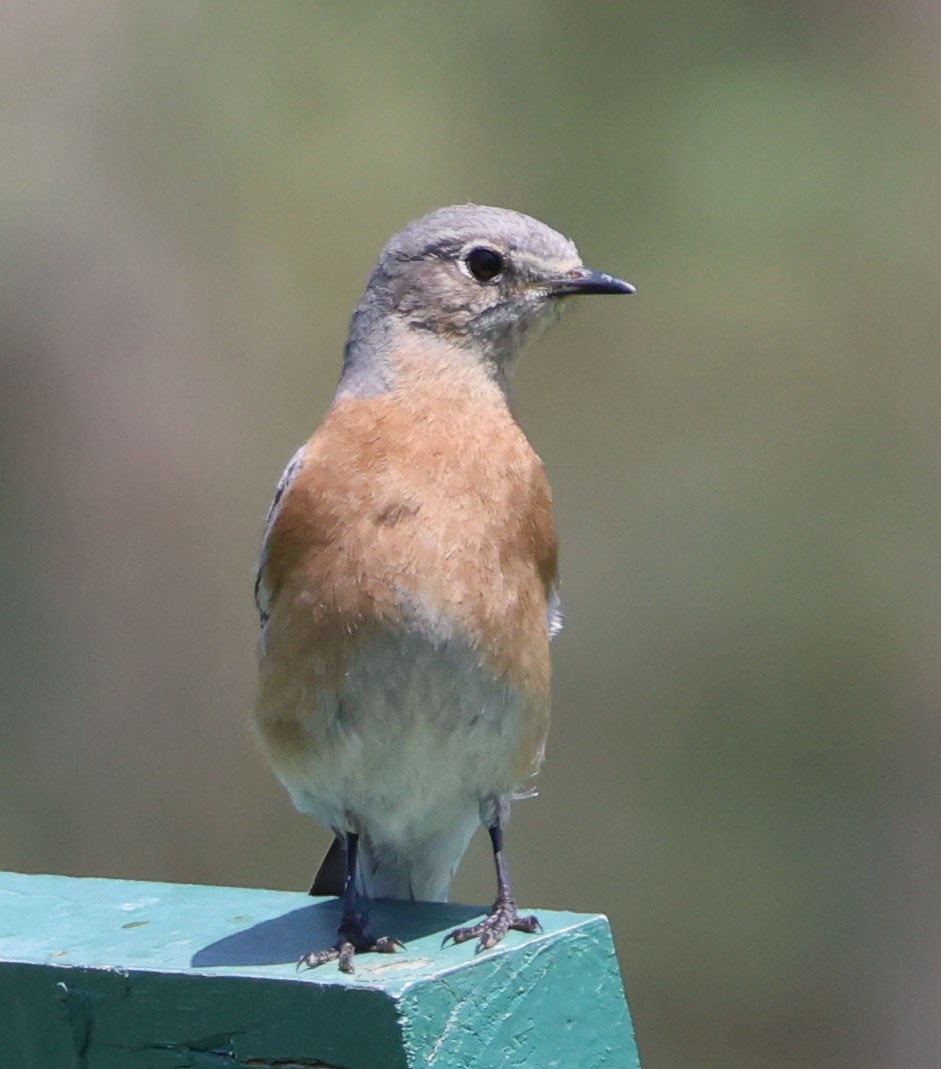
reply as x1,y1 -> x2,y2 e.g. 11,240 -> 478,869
253,204 -> 634,972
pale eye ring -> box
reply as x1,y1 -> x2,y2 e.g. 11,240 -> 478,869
464,246 -> 504,283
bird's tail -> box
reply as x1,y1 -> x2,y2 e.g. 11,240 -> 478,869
310,819 -> 478,904
308,836 -> 347,897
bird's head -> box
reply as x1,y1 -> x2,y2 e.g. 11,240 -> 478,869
341,204 -> 634,397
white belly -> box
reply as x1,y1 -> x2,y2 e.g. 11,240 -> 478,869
281,630 -> 528,901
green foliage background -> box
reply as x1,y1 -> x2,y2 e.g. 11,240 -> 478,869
3,4 -> 939,1066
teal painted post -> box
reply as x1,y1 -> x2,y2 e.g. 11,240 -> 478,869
0,871 -> 640,1068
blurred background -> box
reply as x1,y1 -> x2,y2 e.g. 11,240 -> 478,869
2,3 -> 940,1066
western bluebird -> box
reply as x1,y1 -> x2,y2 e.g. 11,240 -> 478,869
253,204 -> 633,972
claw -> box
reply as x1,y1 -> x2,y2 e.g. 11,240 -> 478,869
375,936 -> 407,954
443,897 -> 540,954
297,946 -> 342,971
297,930 -> 405,974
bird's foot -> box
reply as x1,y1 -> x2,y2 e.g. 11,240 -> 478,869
443,892 -> 541,953
298,915 -> 404,974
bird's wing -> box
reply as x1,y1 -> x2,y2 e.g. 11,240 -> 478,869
254,444 -> 309,626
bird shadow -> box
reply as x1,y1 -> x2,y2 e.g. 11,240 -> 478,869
191,898 -> 485,969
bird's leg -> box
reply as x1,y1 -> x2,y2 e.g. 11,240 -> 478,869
298,831 -> 404,973
443,823 -> 541,951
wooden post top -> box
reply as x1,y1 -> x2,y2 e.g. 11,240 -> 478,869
0,870 -> 640,1068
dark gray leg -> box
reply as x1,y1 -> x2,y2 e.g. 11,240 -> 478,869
443,823 -> 540,951
298,831 -> 404,974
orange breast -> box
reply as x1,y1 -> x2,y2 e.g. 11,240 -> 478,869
254,358 -> 557,788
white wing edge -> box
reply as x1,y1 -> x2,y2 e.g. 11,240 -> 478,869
548,582 -> 564,640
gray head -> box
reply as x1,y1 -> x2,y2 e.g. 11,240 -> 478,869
339,204 -> 634,398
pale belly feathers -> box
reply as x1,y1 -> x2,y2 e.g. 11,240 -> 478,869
278,629 -> 530,901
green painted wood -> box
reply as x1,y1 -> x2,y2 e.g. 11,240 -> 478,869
0,871 -> 640,1068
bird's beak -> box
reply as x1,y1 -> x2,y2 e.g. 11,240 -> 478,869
547,267 -> 636,297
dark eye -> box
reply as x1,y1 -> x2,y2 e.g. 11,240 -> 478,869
465,246 -> 504,282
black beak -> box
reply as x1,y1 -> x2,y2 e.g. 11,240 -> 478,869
549,267 -> 636,297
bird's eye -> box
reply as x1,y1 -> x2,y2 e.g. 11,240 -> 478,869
465,246 -> 504,283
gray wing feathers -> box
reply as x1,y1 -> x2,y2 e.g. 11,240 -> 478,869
254,444 -> 308,625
